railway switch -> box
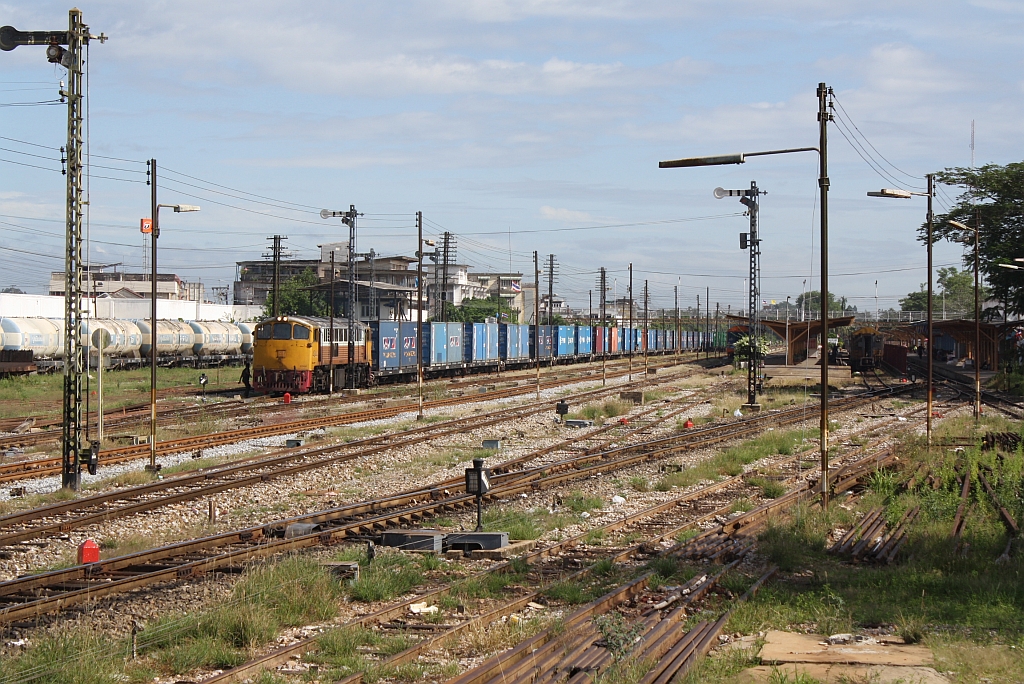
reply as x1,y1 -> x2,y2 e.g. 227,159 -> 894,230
465,458 -> 492,532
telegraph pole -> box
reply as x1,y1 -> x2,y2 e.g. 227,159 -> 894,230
599,267 -> 607,385
329,250 -> 336,393
534,251 -> 541,399
546,254 -> 557,325
268,235 -> 287,317
440,232 -> 456,321
417,211 -> 424,419
2,12 -> 105,488
674,284 -> 679,359
643,280 -> 649,378
817,82 -> 832,507
628,263 -> 633,382
320,205 -> 361,388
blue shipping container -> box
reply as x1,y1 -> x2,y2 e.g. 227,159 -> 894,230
534,325 -> 553,358
485,323 -> 499,360
576,326 -> 593,355
465,323 -> 486,362
446,322 -> 464,365
399,322 -> 419,369
518,325 -> 531,360
421,322 -> 447,366
372,322 -> 400,372
556,325 -> 575,356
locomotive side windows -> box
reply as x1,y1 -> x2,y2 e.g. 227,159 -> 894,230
293,325 -> 310,340
256,325 -> 272,340
272,322 -> 292,340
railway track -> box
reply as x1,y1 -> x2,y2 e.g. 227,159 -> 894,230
0,357 -> 684,454
0,382 -> 911,625
906,357 -> 1024,418
0,359 -> 688,484
0,384 -> 713,548
200,422 -> 910,684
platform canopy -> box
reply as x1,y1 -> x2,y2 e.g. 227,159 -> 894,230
726,314 -> 856,364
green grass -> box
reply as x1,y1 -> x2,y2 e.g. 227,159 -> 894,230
656,429 -> 805,491
0,555 -> 346,681
482,506 -> 573,539
721,434 -> 1024,682
347,551 -> 424,603
570,399 -> 632,422
564,490 -> 604,513
746,476 -> 787,499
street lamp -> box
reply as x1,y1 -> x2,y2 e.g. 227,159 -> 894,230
147,157 -> 199,472
659,82 -> 833,505
867,176 -> 935,446
949,218 -> 982,420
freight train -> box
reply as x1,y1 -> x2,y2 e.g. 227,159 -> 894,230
0,317 -> 254,369
252,315 -> 714,394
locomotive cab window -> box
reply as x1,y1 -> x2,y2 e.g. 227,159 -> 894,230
293,325 -> 310,340
272,322 -> 292,340
256,325 -> 272,340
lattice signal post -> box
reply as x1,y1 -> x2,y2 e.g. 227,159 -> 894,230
1,11 -> 106,489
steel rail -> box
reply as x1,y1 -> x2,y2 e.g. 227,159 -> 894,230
0,360 -> 688,483
0,390 -> 710,547
0,384 -> 913,624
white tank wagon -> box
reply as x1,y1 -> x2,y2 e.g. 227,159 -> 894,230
0,317 -> 64,358
238,322 -> 254,354
81,319 -> 143,359
137,320 -> 196,357
188,321 -> 243,356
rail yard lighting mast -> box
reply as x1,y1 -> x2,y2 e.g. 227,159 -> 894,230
1,12 -> 106,489
322,206 -> 362,388
867,177 -> 935,446
715,182 -> 764,410
659,82 -> 833,505
149,173 -> 201,472
948,219 -> 982,420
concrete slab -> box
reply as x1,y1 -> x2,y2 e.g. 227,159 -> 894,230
465,539 -> 538,559
738,663 -> 949,684
759,631 -> 933,667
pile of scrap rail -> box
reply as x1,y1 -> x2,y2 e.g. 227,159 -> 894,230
829,505 -> 920,563
445,561 -> 777,684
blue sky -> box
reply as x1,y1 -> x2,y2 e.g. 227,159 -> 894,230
1,1 -> 1022,313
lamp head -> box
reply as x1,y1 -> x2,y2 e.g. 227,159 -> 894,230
173,204 -> 200,213
866,188 -> 912,199
947,219 -> 971,231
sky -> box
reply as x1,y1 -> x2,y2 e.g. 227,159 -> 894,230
0,1 -> 1022,314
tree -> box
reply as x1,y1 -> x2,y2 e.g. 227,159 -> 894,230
899,267 -> 989,314
449,294 -> 519,323
926,162 -> 1024,317
262,267 -> 328,318
732,334 -> 770,362
794,290 -> 856,314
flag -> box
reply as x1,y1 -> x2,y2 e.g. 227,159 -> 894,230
771,300 -> 776,305
510,281 -> 521,293
500,311 -> 509,321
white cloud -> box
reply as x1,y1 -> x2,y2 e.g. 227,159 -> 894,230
540,205 -> 593,223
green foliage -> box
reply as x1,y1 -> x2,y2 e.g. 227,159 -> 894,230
262,267 -> 327,318
347,552 -> 423,602
732,334 -> 771,362
565,491 -> 604,513
747,476 -> 786,499
931,162 -> 1024,317
445,293 -> 519,323
794,290 -> 856,315
900,266 -> 988,313
592,611 -> 644,662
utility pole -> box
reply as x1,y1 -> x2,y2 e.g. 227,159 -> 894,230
329,250 -> 336,393
628,263 -> 633,382
817,82 -> 833,508
643,280 -> 649,378
599,267 -> 607,385
696,294 -> 700,358
320,205 -> 361,388
546,254 -> 557,325
2,11 -> 106,489
440,232 -> 456,321
674,284 -> 679,359
534,251 -> 541,399
417,211 -> 425,419
345,207 -> 358,386
268,235 -> 287,317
